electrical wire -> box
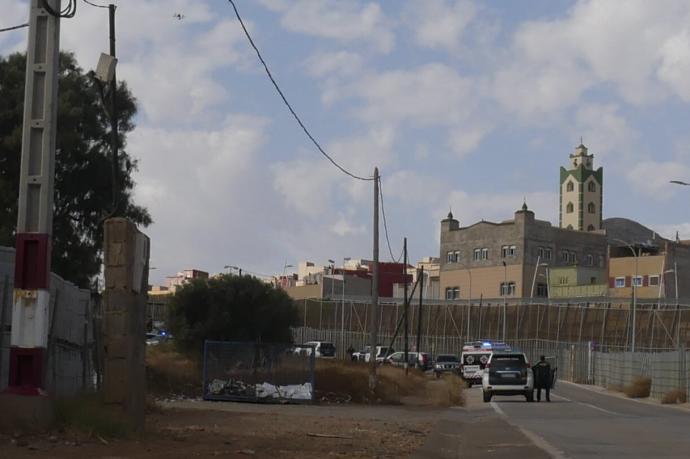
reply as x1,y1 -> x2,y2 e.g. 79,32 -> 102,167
378,176 -> 403,263
0,23 -> 29,33
226,0 -> 374,182
42,0 -> 77,18
82,0 -> 109,8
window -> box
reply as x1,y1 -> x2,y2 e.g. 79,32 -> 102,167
473,248 -> 481,261
445,287 -> 460,300
537,247 -> 544,259
544,248 -> 552,261
588,202 -> 596,214
590,277 -> 597,284
502,245 -> 517,258
454,250 -> 460,262
560,250 -> 569,262
587,224 -> 595,231
510,245 -> 517,256
536,283 -> 548,297
502,245 -> 509,258
447,251 -> 454,263
559,276 -> 568,285
481,248 -> 489,260
453,287 -> 460,299
615,277 -> 625,288
500,282 -> 516,296
586,254 -> 594,266
566,181 -> 574,192
649,275 -> 659,286
588,181 -> 596,192
598,255 -> 605,268
633,276 -> 643,287
566,202 -> 574,213
445,288 -> 454,300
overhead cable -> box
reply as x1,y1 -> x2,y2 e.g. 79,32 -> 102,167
226,0 -> 374,182
0,23 -> 29,33
82,0 -> 109,9
378,177 -> 402,263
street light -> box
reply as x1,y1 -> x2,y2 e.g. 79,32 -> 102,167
502,261 -> 507,341
613,238 -> 639,352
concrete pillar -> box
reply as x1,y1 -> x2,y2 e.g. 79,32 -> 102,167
102,218 -> 149,431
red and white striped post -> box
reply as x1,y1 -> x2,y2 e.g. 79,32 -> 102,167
6,0 -> 61,396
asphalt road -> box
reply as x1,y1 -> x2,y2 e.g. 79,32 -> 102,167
488,381 -> 690,458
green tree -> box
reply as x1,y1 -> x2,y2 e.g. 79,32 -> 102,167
0,52 -> 151,288
169,275 -> 300,353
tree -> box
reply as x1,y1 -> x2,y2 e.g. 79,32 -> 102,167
169,275 -> 300,353
0,52 -> 151,288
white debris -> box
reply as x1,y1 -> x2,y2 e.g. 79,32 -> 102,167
255,382 -> 312,400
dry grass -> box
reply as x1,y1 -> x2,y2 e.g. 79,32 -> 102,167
146,343 -> 201,397
661,388 -> 687,404
623,376 -> 652,398
315,360 -> 464,406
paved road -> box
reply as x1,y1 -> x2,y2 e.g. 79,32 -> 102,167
488,381 -> 690,458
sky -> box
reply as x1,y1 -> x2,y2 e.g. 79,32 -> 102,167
2,0 -> 690,284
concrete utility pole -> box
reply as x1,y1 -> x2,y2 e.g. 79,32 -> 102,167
369,167 -> 379,392
416,266 -> 424,354
7,0 -> 61,398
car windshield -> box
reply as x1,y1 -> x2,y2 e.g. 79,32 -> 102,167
319,343 -> 335,355
491,355 -> 526,370
436,355 -> 458,362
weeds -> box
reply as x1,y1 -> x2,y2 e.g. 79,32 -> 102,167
661,388 -> 687,404
53,395 -> 131,438
146,342 -> 201,397
623,377 -> 651,398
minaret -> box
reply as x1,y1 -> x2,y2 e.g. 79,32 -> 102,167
559,142 -> 603,231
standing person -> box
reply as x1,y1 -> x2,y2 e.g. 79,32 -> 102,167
532,355 -> 552,402
347,345 -> 355,361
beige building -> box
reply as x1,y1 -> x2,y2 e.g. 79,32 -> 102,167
560,143 -> 603,232
608,240 -> 690,300
439,204 -> 608,300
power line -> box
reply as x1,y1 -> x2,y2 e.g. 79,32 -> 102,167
0,23 -> 29,33
42,0 -> 77,18
226,0 -> 374,182
82,0 -> 109,9
378,176 -> 402,263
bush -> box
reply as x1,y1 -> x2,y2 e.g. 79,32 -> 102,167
623,377 -> 651,398
53,395 -> 131,438
314,360 -> 464,406
169,274 -> 299,353
146,342 -> 202,397
661,388 -> 687,404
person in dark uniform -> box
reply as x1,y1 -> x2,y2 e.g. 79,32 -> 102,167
347,345 -> 355,361
532,355 -> 552,402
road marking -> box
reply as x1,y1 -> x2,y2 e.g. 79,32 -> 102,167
551,394 -> 573,403
490,402 -> 567,459
579,402 -> 621,416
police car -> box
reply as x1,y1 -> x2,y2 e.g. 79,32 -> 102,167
460,341 -> 511,387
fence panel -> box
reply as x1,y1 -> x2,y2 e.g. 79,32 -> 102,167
203,341 -> 315,403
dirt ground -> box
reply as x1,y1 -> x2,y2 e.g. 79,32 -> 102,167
0,400 -> 440,458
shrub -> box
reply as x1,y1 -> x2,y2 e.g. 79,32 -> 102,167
623,377 -> 651,398
661,388 -> 687,404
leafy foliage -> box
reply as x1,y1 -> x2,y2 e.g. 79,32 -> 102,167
169,274 -> 300,353
0,52 -> 151,288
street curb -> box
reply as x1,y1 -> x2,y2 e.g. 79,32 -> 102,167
559,380 -> 690,413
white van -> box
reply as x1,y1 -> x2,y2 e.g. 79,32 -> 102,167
303,341 -> 336,358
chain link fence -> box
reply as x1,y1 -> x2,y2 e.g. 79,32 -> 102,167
203,341 -> 315,403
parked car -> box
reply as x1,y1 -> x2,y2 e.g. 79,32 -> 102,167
352,345 -> 394,363
296,341 -> 336,358
433,354 -> 460,378
482,351 -> 533,402
460,341 -> 510,387
385,351 -> 432,370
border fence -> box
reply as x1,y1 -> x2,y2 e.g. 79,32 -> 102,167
203,341 -> 315,403
0,246 -> 97,396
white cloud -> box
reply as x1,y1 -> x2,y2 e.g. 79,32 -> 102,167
406,0 -> 477,52
304,51 -> 363,78
627,161 -> 690,199
263,0 -> 395,53
654,223 -> 690,241
658,28 -> 690,102
447,124 -> 490,159
573,103 -> 637,163
330,214 -> 365,237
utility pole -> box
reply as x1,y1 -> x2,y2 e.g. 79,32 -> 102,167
7,0 -> 60,397
369,167 -> 379,392
108,4 -> 119,214
502,261 -> 507,341
416,266 -> 424,356
403,237 -> 408,374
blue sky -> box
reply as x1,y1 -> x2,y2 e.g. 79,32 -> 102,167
2,0 -> 690,284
